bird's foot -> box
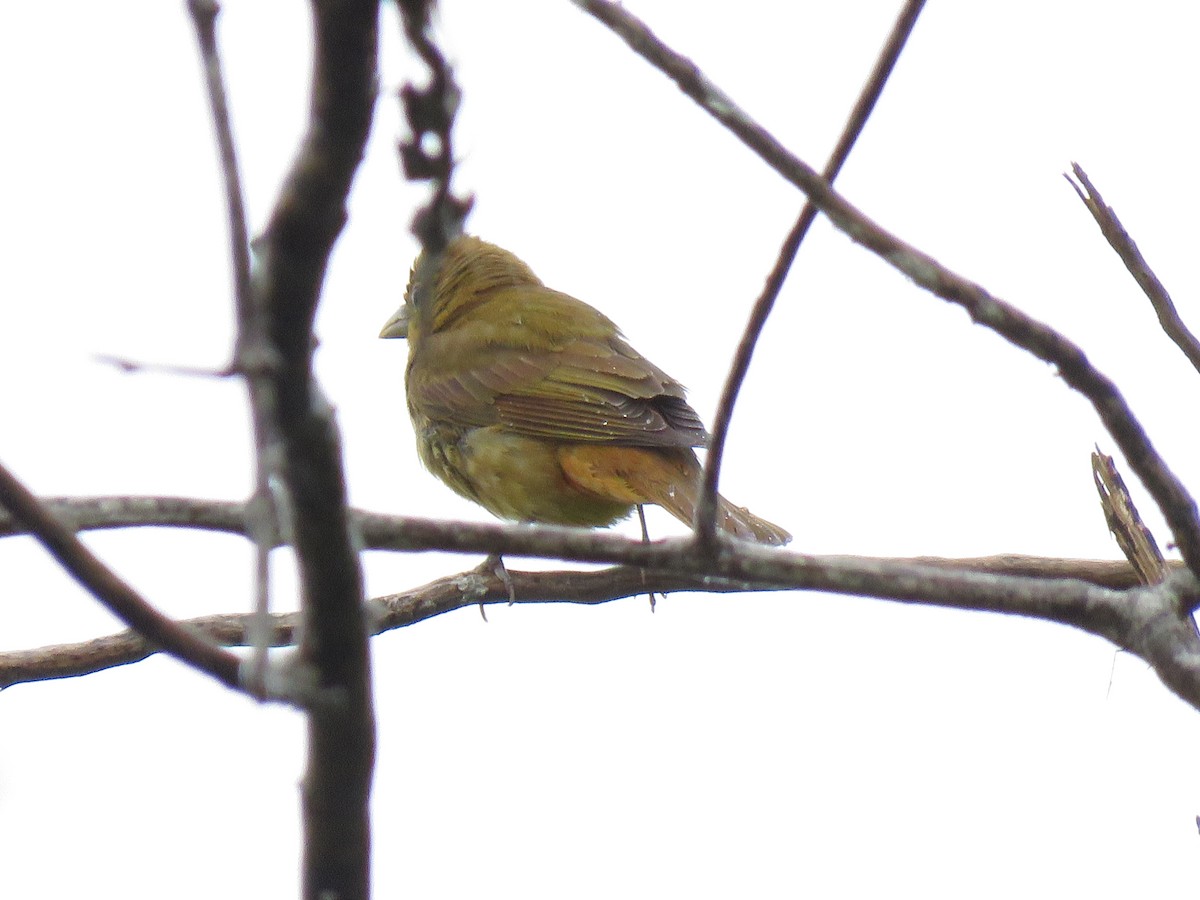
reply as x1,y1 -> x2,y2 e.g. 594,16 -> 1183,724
482,552 -> 516,606
636,505 -> 661,613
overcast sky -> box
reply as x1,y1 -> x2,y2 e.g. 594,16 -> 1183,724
3,1 -> 1200,896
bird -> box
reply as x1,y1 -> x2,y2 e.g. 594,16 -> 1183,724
379,235 -> 790,546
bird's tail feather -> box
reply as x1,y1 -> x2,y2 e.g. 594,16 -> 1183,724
558,446 -> 791,546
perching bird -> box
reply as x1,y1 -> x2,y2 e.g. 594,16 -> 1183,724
379,235 -> 790,545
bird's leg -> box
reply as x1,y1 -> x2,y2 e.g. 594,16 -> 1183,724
486,552 -> 517,606
466,552 -> 514,620
635,504 -> 660,612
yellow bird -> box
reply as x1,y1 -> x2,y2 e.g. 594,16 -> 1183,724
380,236 -> 790,545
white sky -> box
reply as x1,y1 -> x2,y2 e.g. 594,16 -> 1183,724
3,1 -> 1200,896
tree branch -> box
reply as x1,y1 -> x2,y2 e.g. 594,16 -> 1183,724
0,566 -> 768,685
0,462 -> 242,690
188,0 -> 253,321
396,0 -> 471,251
0,555 -> 1168,687
570,0 -> 1200,587
248,0 -> 379,896
187,0 -> 279,694
6,536 -> 1200,708
0,494 -> 1167,588
1092,447 -> 1165,585
697,0 -> 927,543
0,495 -> 247,537
1067,163 -> 1200,376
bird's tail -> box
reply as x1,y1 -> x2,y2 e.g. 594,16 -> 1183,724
558,446 -> 791,546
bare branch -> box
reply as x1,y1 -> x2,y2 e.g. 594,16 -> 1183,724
570,0 -> 1200,585
187,0 -> 253,321
188,0 -> 279,695
0,612 -> 298,687
697,0 -> 927,542
0,495 -> 247,537
2,567 -> 771,685
0,554 -> 1168,682
7,539 -> 1200,709
0,4 -> 265,702
93,354 -> 231,378
0,494 -> 1169,589
0,461 -> 242,690
1067,163 -> 1200,375
1092,448 -> 1165,585
396,0 -> 472,252
246,0 -> 379,895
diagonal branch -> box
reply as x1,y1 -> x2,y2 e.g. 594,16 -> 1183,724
1067,163 -> 1200,376
697,0 -> 927,542
0,461 -> 242,690
570,0 -> 1200,585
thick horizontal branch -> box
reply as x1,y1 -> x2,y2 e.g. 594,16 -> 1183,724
0,566 -> 765,684
0,496 -> 249,538
7,493 -> 1200,706
0,495 -> 1163,588
0,556 -> 1149,684
6,543 -> 1200,709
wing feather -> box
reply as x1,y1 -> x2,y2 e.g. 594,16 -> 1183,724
407,285 -> 710,448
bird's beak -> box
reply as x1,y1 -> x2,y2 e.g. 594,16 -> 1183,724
379,304 -> 410,339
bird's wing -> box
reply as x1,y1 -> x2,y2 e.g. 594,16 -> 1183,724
494,336 -> 709,447
409,329 -> 709,448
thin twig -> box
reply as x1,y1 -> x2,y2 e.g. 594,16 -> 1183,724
571,0 -> 1200,590
187,0 -> 278,696
0,460 -> 242,690
94,354 -> 232,378
187,0 -> 253,319
697,0 -> 927,542
1067,163 -> 1200,376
